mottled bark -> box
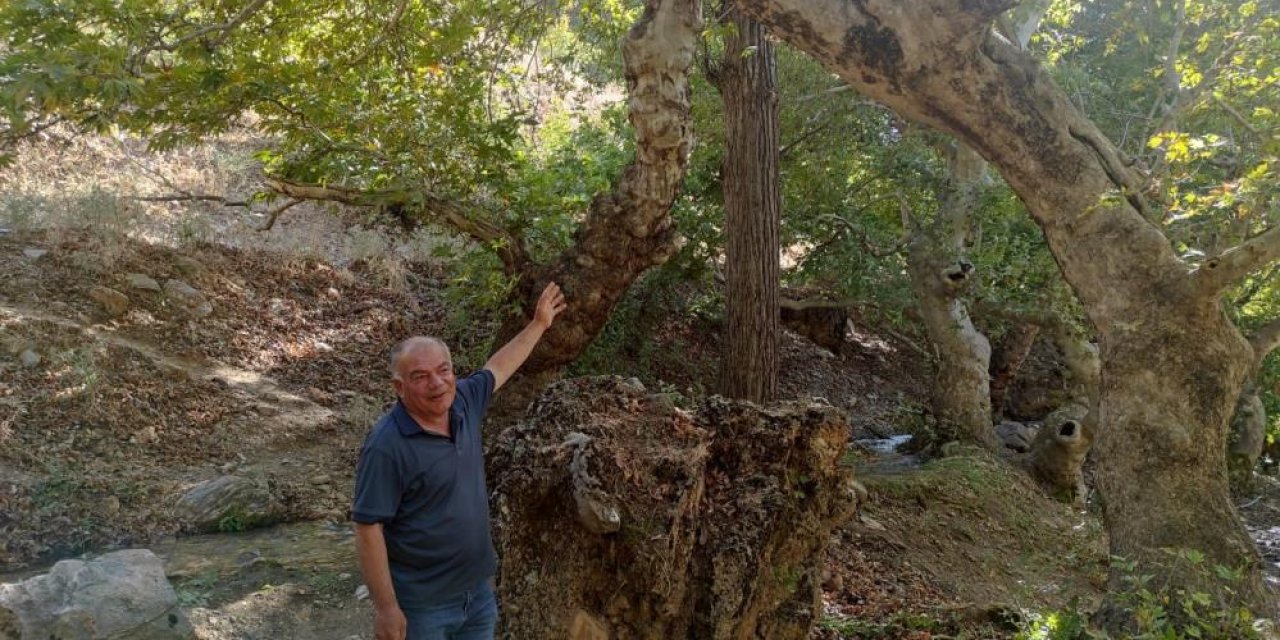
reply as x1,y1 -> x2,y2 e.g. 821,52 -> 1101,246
713,12 -> 781,403
497,0 -> 701,375
906,146 -> 994,450
733,0 -> 1274,622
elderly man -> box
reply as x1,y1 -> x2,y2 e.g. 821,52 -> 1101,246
352,282 -> 567,640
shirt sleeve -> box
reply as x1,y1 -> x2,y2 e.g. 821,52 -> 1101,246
456,369 -> 496,420
351,445 -> 401,524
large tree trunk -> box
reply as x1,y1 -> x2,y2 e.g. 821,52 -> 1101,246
734,0 -> 1274,623
496,0 -> 701,376
906,145 -> 996,450
714,12 -> 781,403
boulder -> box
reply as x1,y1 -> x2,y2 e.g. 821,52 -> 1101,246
491,376 -> 857,640
0,549 -> 193,639
174,475 -> 277,532
125,273 -> 162,293
88,286 -> 130,317
995,420 -> 1038,453
162,280 -> 212,318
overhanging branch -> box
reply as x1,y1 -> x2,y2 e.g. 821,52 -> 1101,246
264,177 -> 529,275
1191,224 -> 1280,296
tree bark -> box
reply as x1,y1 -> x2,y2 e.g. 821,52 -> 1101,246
496,0 -> 702,375
906,145 -> 996,450
713,12 -> 781,403
733,0 -> 1274,622
989,323 -> 1040,420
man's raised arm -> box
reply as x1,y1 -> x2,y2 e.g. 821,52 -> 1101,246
484,282 -> 567,391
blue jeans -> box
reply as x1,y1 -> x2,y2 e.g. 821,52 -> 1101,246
402,581 -> 498,640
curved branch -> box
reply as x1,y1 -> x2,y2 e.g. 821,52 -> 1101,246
1191,224 -> 1280,296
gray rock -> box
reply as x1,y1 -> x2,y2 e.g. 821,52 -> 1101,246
0,549 -> 194,639
89,286 -> 131,317
996,420 -> 1038,453
21,248 -> 47,259
18,350 -> 40,368
162,280 -> 212,318
172,256 -> 204,278
125,273 -> 162,293
174,475 -> 277,532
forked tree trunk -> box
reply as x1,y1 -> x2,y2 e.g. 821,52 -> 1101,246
714,12 -> 781,403
496,0 -> 701,375
734,0 -> 1275,623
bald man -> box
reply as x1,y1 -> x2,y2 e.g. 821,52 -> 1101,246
352,283 -> 567,640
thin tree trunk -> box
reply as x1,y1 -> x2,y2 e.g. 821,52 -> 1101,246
715,12 -> 781,403
735,0 -> 1274,623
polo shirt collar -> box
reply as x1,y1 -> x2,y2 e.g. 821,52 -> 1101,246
391,399 -> 462,437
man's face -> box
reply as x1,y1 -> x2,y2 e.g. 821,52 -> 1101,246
392,343 -> 456,421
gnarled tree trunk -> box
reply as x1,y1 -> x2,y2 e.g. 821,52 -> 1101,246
713,12 -> 781,404
906,145 -> 995,450
734,0 -> 1275,624
497,0 -> 701,376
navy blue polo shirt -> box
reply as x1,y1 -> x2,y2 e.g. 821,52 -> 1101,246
351,369 -> 497,607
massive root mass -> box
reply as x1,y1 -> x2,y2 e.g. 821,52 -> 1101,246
490,377 -> 858,639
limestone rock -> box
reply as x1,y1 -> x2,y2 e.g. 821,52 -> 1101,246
0,549 -> 194,639
21,248 -> 47,259
162,280 -> 212,318
89,286 -> 131,317
174,475 -> 277,532
125,273 -> 162,293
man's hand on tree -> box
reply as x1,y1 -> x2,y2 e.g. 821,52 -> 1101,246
534,281 -> 567,329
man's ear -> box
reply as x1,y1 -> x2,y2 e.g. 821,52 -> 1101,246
391,379 -> 404,396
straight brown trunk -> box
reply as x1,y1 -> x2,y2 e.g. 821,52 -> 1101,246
716,12 -> 781,403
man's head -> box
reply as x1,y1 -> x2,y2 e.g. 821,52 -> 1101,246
389,336 -> 456,422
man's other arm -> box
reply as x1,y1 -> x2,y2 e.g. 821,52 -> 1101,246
485,282 -> 567,391
355,522 -> 406,640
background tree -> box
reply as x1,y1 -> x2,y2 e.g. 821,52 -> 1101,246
736,0 -> 1280,627
704,6 -> 781,403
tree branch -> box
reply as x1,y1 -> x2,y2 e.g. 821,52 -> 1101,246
263,177 -> 529,275
1248,316 -> 1280,360
130,0 -> 270,67
1191,224 -> 1280,296
130,194 -> 250,206
258,198 -> 303,231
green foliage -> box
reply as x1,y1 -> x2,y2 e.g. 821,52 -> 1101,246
1018,552 -> 1269,640
570,263 -> 717,392
1,0 -> 546,196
